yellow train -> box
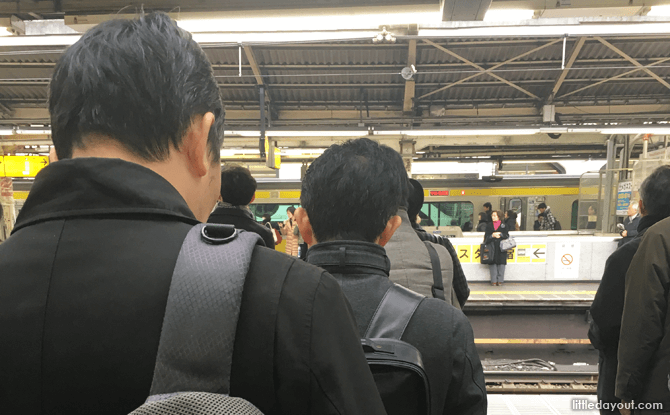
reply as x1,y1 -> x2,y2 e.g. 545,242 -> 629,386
251,176 -> 581,232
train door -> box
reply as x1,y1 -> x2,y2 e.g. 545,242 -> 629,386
508,198 -> 523,230
501,197 -> 525,230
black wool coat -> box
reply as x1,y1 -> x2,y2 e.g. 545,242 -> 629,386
0,158 -> 386,415
483,221 -> 510,265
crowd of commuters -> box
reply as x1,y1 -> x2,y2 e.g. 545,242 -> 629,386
0,13 -> 487,415
3,10 -> 670,415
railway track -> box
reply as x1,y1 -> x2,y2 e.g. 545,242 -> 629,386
485,370 -> 598,394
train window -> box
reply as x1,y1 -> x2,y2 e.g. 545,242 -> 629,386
571,200 -> 578,230
421,202 -> 474,228
249,204 -> 300,223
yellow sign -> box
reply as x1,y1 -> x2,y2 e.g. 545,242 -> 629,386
516,244 -> 532,263
263,139 -> 281,169
0,156 -> 49,177
531,244 -> 547,263
457,245 -> 472,263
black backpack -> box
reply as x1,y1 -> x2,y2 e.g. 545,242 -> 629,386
554,220 -> 562,230
362,284 -> 431,415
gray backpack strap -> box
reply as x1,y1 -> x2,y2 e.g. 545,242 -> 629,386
423,241 -> 446,301
149,223 -> 262,396
364,284 -> 424,339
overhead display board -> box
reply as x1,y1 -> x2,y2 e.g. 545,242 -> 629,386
0,156 -> 49,177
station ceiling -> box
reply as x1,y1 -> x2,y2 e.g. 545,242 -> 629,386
0,0 -> 669,162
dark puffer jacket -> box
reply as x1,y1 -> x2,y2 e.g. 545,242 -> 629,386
616,216 -> 670,410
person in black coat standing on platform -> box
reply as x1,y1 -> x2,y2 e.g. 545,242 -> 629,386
484,210 -> 509,286
295,138 -> 487,415
208,164 -> 275,249
590,165 -> 670,415
476,212 -> 489,232
504,210 -> 518,231
0,14 -> 386,415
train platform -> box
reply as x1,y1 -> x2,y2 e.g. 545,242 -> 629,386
466,281 -> 598,304
488,395 -> 599,415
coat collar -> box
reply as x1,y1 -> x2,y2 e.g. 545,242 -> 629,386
306,240 -> 391,277
13,157 -> 198,233
210,205 -> 254,220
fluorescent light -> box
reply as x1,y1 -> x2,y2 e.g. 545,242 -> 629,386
418,21 -> 670,38
647,5 -> 670,16
193,31 -> 380,44
280,148 -> 327,156
378,129 -> 539,136
178,6 -> 440,33
599,127 -> 670,135
483,9 -> 535,22
14,128 -> 51,135
226,130 -> 367,137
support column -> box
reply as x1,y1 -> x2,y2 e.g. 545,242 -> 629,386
602,136 -> 616,233
0,177 -> 14,240
400,139 -> 415,176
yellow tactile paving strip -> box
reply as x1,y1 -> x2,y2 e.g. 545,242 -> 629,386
475,339 -> 591,344
468,290 -> 596,302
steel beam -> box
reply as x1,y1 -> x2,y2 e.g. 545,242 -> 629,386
551,37 -> 586,97
596,36 -> 670,90
243,45 -> 271,104
403,40 -> 417,114
424,39 -> 539,99
418,38 -> 563,100
556,56 -> 670,99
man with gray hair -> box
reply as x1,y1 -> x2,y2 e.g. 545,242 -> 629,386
618,201 -> 640,247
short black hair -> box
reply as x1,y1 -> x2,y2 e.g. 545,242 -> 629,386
483,202 -> 492,210
49,12 -> 225,162
538,202 -> 547,209
407,178 -> 425,224
639,165 -> 670,218
301,137 -> 406,242
220,164 -> 256,206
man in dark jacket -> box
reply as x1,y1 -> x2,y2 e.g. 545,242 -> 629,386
617,201 -> 641,248
615,166 -> 670,414
589,166 -> 670,414
0,14 -> 386,415
294,137 -> 487,415
208,164 -> 275,249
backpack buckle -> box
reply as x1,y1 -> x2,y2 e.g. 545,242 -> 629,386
201,224 -> 238,245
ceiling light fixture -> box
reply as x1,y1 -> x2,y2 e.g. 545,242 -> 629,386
483,9 -> 535,22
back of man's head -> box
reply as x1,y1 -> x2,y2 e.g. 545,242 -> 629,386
483,202 -> 492,210
639,165 -> 670,218
49,12 -> 225,162
301,137 -> 406,242
407,179 -> 424,224
220,164 -> 257,206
